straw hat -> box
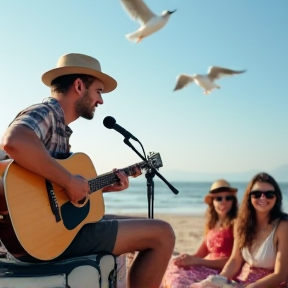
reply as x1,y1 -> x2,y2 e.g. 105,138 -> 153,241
204,179 -> 238,204
41,53 -> 117,93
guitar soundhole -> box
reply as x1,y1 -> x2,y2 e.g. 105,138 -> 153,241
60,200 -> 90,230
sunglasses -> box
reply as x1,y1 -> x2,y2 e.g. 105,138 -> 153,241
213,195 -> 234,202
249,190 -> 276,199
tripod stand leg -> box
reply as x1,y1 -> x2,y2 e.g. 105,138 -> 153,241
145,169 -> 156,219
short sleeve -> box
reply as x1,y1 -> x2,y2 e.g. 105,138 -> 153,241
10,104 -> 52,142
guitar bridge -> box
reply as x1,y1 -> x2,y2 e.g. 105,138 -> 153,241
45,180 -> 61,223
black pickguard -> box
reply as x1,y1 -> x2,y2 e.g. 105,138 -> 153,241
60,201 -> 90,230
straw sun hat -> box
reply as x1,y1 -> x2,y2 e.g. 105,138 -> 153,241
41,53 -> 117,93
204,179 -> 238,204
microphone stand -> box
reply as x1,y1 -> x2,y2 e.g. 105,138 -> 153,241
145,167 -> 155,219
123,138 -> 179,219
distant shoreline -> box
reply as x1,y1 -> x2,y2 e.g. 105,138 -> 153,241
132,180 -> 288,184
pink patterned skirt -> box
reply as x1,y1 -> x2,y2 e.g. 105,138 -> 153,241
162,262 -> 287,288
236,263 -> 286,287
161,259 -> 219,288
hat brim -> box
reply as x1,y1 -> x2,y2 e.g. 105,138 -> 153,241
204,189 -> 237,204
41,66 -> 117,93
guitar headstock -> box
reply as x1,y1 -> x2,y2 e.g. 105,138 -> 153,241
119,152 -> 163,178
139,152 -> 163,171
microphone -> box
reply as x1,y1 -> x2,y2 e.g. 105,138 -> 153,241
103,116 -> 138,141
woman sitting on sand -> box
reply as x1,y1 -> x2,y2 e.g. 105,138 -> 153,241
161,179 -> 238,288
216,172 -> 288,288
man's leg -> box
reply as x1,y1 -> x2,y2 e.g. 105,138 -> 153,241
112,219 -> 175,288
102,214 -> 147,220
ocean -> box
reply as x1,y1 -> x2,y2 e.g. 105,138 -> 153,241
103,180 -> 288,215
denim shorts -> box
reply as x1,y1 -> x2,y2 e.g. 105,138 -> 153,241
16,218 -> 118,263
56,219 -> 118,260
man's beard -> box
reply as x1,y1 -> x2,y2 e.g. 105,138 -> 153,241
75,91 -> 94,120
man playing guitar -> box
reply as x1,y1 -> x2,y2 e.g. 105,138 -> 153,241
1,53 -> 175,288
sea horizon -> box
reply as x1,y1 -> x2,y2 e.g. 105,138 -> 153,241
103,180 -> 288,216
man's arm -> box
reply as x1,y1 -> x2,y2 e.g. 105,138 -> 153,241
3,125 -> 71,187
3,125 -> 88,203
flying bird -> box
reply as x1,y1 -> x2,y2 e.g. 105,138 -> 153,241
173,66 -> 246,95
120,0 -> 176,43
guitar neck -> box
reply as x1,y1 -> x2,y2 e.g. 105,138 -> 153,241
88,164 -> 139,193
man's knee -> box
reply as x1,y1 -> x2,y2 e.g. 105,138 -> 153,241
154,220 -> 176,245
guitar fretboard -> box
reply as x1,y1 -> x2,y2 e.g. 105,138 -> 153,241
88,165 -> 138,192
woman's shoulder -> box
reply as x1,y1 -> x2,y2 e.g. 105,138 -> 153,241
275,213 -> 288,227
275,215 -> 288,236
279,213 -> 288,221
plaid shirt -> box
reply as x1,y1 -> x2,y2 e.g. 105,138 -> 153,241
0,98 -> 73,256
10,97 -> 73,158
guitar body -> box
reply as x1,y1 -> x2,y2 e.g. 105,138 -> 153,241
0,153 -> 105,261
0,159 -> 25,256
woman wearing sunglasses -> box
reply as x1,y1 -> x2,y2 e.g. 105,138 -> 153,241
218,172 -> 288,287
161,179 -> 238,288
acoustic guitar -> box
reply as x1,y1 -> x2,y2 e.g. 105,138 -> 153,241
0,152 -> 162,261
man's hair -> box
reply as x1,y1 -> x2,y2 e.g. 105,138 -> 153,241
51,74 -> 96,93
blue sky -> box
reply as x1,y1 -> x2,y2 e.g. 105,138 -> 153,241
0,0 -> 287,181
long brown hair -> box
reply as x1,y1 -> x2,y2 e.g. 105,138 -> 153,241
204,195 -> 238,235
236,172 -> 285,249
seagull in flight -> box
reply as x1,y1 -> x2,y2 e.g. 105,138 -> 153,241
120,0 -> 176,43
173,66 -> 246,95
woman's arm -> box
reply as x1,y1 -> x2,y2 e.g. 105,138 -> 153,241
219,224 -> 244,279
193,239 -> 209,258
173,239 -> 209,266
174,255 -> 229,269
191,257 -> 229,269
245,221 -> 288,288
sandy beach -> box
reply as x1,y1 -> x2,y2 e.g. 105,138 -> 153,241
0,213 -> 205,257
125,213 -> 206,255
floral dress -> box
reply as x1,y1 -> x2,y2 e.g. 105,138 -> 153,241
236,264 -> 274,285
162,226 -> 234,288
